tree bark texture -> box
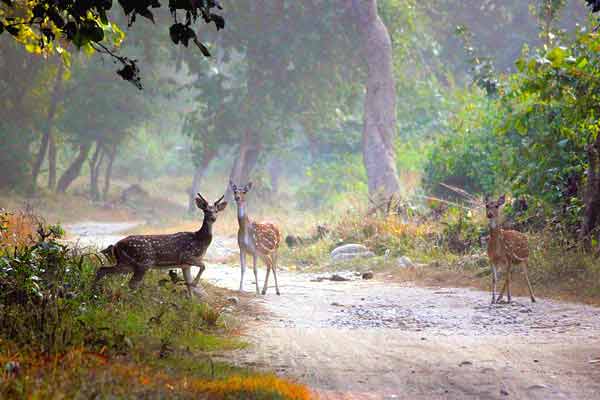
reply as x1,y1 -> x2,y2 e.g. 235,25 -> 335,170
102,143 -> 117,201
353,0 -> 401,200
31,62 -> 64,192
48,133 -> 57,190
188,149 -> 216,213
56,142 -> 92,194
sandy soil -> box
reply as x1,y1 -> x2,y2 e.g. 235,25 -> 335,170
67,222 -> 600,400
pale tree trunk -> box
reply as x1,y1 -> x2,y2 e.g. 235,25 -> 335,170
226,128 -> 261,199
89,141 -> 104,201
188,149 -> 216,213
31,62 -> 65,192
352,0 -> 401,201
48,134 -> 57,190
56,142 -> 92,193
102,142 -> 117,201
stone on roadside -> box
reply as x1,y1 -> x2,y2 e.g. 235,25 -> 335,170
330,274 -> 350,282
362,271 -> 374,280
396,256 -> 415,268
331,244 -> 375,262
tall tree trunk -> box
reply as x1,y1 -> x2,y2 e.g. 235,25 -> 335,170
102,143 -> 117,201
353,0 -> 401,201
580,138 -> 600,250
188,149 -> 216,213
47,133 -> 57,190
31,62 -> 65,192
89,142 -> 104,201
226,128 -> 261,199
56,142 -> 92,194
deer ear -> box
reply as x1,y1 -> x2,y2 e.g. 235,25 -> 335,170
498,194 -> 506,205
484,194 -> 490,203
216,201 -> 228,212
244,182 -> 253,192
195,193 -> 208,210
229,180 -> 237,191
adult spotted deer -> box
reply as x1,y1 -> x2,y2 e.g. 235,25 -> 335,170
94,193 -> 227,296
230,181 -> 282,295
485,194 -> 536,304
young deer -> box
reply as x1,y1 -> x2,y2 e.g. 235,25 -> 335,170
230,181 -> 282,295
94,193 -> 227,296
485,194 -> 536,304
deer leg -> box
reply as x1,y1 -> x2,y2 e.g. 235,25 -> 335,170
252,254 -> 260,295
192,261 -> 206,287
523,261 -> 536,303
239,250 -> 247,292
94,263 -> 134,288
272,252 -> 281,296
128,267 -> 146,290
491,264 -> 498,304
261,254 -> 273,295
496,277 -> 507,303
182,266 -> 194,297
506,264 -> 512,303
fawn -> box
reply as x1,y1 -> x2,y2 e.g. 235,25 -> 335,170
485,194 -> 536,304
230,181 -> 282,295
94,193 -> 227,296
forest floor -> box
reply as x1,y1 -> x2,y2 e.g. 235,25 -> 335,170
68,221 -> 600,400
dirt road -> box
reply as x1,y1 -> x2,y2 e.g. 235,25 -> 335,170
67,221 -> 600,400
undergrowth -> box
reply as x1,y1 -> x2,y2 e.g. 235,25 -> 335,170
0,210 -> 310,399
281,199 -> 600,305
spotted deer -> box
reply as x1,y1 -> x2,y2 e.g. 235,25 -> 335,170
94,193 -> 227,296
230,181 -> 282,295
485,194 -> 536,304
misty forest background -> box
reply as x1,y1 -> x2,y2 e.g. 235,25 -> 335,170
2,0 -> 600,253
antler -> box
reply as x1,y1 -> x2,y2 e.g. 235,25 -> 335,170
214,194 -> 225,205
196,192 -> 208,204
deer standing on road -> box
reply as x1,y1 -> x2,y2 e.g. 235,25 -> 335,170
94,193 -> 227,296
485,194 -> 536,304
230,181 -> 282,295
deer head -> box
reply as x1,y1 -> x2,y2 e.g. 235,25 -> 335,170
230,181 -> 252,205
195,193 -> 228,223
484,194 -> 505,228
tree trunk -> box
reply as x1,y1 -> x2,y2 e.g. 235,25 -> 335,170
48,133 -> 57,190
580,138 -> 600,250
353,0 -> 401,201
31,131 -> 50,191
188,149 -> 216,213
89,142 -> 103,201
31,62 -> 65,192
102,143 -> 117,201
226,128 -> 261,199
56,142 -> 92,194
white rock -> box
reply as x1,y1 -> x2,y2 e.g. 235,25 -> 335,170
331,244 -> 374,262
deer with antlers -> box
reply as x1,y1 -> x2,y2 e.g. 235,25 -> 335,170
485,194 -> 536,304
230,181 -> 282,295
94,193 -> 227,296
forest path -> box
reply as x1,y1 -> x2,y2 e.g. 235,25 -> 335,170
66,221 -> 600,400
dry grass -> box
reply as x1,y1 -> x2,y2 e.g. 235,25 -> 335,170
0,345 -> 310,400
0,209 -> 38,249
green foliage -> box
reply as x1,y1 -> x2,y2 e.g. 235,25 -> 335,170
424,90 -> 504,196
0,224 -> 96,353
0,0 -> 224,87
299,153 -> 368,209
